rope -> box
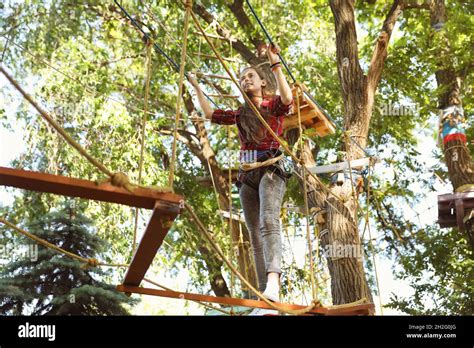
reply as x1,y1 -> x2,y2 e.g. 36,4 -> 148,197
169,0 -> 192,189
183,202 -> 321,315
364,162 -> 384,315
132,39 -> 154,256
0,34 -> 163,119
296,84 -> 317,301
227,125 -> 236,297
1,65 -> 172,194
240,154 -> 283,171
143,4 -> 236,110
0,217 -> 128,269
113,0 -> 220,109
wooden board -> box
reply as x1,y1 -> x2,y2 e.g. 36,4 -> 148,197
309,158 -> 371,175
438,191 -> 474,228
283,84 -> 336,137
123,201 -> 180,286
116,284 -> 374,316
0,166 -> 182,209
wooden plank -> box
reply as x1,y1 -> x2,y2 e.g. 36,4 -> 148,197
123,201 -> 179,286
438,191 -> 474,202
0,166 -> 182,210
456,199 -> 466,232
116,285 -> 374,315
283,109 -> 322,129
194,31 -> 237,42
196,72 -> 232,81
308,158 -> 371,175
219,210 -> 246,223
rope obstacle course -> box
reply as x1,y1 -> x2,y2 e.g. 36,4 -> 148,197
0,0 -> 380,315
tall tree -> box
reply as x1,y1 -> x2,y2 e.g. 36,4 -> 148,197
0,200 -> 136,315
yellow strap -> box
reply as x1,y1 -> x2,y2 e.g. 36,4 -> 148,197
456,184 -> 474,193
240,153 -> 284,171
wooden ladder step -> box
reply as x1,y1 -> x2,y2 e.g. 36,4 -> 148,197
195,31 -> 237,42
196,72 -> 232,81
123,201 -> 180,286
207,94 -> 240,99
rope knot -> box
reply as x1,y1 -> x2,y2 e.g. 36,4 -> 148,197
184,0 -> 193,9
87,258 -> 99,267
110,172 -> 135,192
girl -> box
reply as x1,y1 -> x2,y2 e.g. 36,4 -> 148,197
188,44 -> 293,315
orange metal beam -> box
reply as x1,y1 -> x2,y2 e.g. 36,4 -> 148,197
116,285 -> 374,315
123,202 -> 180,286
0,166 -> 182,210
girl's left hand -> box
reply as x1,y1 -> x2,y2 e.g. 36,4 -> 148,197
266,43 -> 281,65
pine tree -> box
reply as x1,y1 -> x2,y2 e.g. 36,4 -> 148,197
0,200 -> 137,315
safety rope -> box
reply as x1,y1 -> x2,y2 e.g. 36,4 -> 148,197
0,217 -> 128,269
240,154 -> 284,171
296,84 -> 317,301
132,39 -> 154,256
364,161 -> 384,315
169,0 -> 192,190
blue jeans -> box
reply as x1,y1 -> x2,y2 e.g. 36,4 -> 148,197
239,170 -> 286,292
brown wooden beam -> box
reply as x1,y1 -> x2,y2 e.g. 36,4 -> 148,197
123,201 -> 180,286
0,166 -> 182,210
116,285 -> 374,315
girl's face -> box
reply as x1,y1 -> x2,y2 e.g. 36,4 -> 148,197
239,68 -> 266,96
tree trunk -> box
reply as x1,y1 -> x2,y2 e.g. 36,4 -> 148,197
429,1 -> 474,245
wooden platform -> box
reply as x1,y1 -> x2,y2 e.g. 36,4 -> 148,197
438,190 -> 474,232
116,284 -> 374,316
0,166 -> 183,287
283,84 -> 336,137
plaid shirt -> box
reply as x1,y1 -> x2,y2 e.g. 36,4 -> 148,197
211,95 -> 293,152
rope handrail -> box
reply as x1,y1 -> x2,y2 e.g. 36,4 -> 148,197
0,217 -> 128,269
168,0 -> 192,189
132,40 -> 154,256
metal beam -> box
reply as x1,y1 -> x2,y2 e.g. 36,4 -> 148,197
0,166 -> 182,210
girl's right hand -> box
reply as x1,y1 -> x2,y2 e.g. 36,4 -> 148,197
187,73 -> 199,89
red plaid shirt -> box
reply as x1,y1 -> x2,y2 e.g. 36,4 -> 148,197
211,95 -> 292,151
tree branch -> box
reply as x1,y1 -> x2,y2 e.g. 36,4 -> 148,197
192,2 -> 259,65
367,0 -> 404,93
